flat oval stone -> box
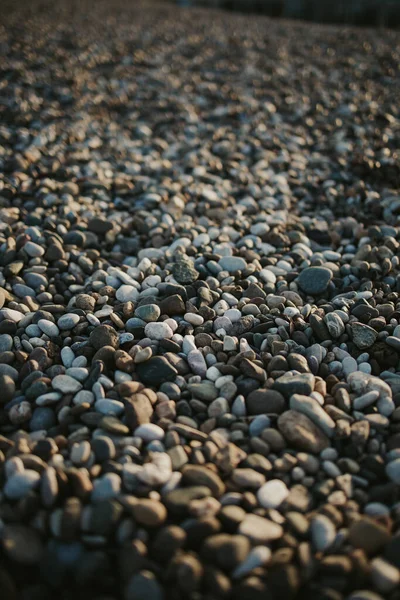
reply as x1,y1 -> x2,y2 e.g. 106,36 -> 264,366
134,424 -> 165,442
219,256 -> 247,273
58,313 -> 80,330
52,374 -> 82,394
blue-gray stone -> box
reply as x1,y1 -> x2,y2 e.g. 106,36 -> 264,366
298,267 -> 332,295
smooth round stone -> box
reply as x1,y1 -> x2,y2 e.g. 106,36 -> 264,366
219,256 -> 247,273
132,499 -> 167,527
66,367 -> 89,383
13,283 -> 35,297
24,241 -> 45,257
0,374 -> 15,403
70,441 -> 91,465
249,415 -> 271,437
144,322 -> 173,340
116,285 -> 139,302
297,267 -> 332,294
24,272 -> 48,288
36,392 -> 62,406
0,364 -> 18,381
260,269 -> 276,284
125,571 -> 164,600
311,514 -> 336,552
0,308 -> 24,322
184,312 -> 204,326
238,514 -> 283,544
91,436 -> 116,462
52,374 -> 82,394
41,466 -> 59,507
364,503 -> 390,518
30,407 -> 56,431
232,395 -> 246,417
73,390 -> 95,405
134,424 -> 165,442
0,334 -> 13,352
370,557 -> 400,593
38,319 -> 59,337
95,399 -> 124,416
91,473 -> 121,503
58,313 -> 80,330
257,479 -> 289,509
187,349 -> 207,377
135,304 -> 161,322
61,347 -> 75,367
2,524 -> 44,564
386,459 -> 400,484
4,470 -> 41,500
342,356 -> 358,377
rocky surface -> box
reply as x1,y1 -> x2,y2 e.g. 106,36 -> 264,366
0,0 -> 400,598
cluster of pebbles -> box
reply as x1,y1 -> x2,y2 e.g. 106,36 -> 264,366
1,1 -> 400,599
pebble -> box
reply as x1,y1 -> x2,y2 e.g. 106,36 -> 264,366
134,424 -> 165,442
4,470 -> 41,500
289,394 -> 335,438
238,514 -> 283,544
144,322 -> 173,340
297,267 -> 332,295
52,374 -> 82,394
257,479 -> 289,509
218,256 -> 247,273
311,514 -> 336,552
58,313 -> 80,330
350,322 -> 378,349
132,499 -> 167,527
38,319 -> 60,337
370,557 -> 400,593
385,459 -> 400,484
278,410 -> 330,453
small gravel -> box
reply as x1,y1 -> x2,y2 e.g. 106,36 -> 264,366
0,0 -> 400,597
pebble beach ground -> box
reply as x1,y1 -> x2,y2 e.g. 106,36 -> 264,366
0,1 -> 400,598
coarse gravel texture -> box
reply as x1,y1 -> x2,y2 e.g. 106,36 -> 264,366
0,1 -> 400,599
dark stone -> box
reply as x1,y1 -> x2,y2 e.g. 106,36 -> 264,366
201,534 -> 250,571
384,534 -> 400,568
246,389 -> 286,415
125,571 -> 164,600
158,294 -> 186,315
89,325 -> 119,349
136,357 -> 178,386
0,373 -> 15,403
87,218 -> 113,234
151,525 -> 186,563
172,257 -> 199,284
297,267 -> 332,295
165,487 -> 212,516
348,518 -> 391,554
273,373 -> 314,398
